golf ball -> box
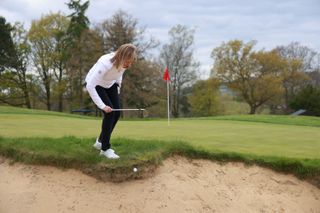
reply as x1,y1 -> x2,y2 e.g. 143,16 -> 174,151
133,167 -> 138,172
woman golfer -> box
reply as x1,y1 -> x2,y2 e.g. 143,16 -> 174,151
85,43 -> 137,159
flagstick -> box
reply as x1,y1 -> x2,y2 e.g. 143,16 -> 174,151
167,80 -> 170,126
163,67 -> 170,126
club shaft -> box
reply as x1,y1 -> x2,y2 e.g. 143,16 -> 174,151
112,108 -> 145,111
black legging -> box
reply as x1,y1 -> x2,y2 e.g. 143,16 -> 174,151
95,84 -> 120,151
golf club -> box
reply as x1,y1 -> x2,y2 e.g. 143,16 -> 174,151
112,108 -> 145,111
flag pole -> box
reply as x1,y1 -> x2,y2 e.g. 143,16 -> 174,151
163,67 -> 170,126
167,80 -> 170,126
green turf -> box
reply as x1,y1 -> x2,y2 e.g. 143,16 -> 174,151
1,112 -> 319,159
116,120 -> 320,159
0,106 -> 319,182
0,106 -> 99,119
206,114 -> 320,127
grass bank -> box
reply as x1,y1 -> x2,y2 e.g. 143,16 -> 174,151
0,136 -> 319,187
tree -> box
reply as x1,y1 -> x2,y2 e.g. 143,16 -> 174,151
276,42 -> 317,72
280,58 -> 310,113
66,0 -> 89,45
211,40 -> 284,114
290,85 -> 320,116
66,29 -> 103,109
0,19 -> 32,108
95,10 -> 158,56
306,53 -> 320,88
65,0 -> 98,109
121,60 -> 164,117
10,22 -> 32,108
276,42 -> 315,112
188,78 -> 222,116
0,16 -> 16,73
28,13 -> 69,110
50,16 -> 70,111
308,70 -> 320,88
159,25 -> 199,117
94,10 -> 160,115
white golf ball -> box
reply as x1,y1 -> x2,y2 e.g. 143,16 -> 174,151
133,167 -> 138,172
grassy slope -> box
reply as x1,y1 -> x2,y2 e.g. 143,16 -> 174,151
0,106 -> 319,184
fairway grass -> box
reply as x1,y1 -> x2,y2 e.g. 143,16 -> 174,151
0,106 -> 319,185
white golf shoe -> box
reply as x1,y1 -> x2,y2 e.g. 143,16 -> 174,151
100,149 -> 120,159
93,139 -> 116,153
93,138 -> 102,150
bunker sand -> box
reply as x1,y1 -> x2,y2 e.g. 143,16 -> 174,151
0,157 -> 319,213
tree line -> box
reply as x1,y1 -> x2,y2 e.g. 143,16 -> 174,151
1,0 -> 319,117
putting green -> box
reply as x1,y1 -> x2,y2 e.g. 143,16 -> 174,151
1,113 -> 319,159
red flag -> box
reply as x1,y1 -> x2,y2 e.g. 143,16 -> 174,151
163,67 -> 170,81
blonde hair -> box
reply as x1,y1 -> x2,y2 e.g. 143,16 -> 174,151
110,43 -> 137,69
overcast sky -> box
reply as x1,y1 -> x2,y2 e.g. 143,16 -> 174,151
1,0 -> 319,78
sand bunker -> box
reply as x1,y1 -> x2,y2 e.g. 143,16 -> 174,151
0,157 -> 319,213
